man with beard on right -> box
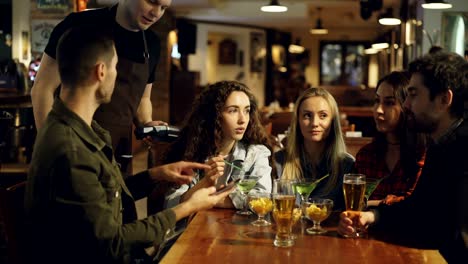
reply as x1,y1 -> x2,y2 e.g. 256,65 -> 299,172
338,51 -> 468,263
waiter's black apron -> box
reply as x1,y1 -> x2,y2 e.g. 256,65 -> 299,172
94,32 -> 149,171
94,31 -> 150,224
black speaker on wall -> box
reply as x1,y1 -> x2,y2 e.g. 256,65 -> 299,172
177,19 -> 197,55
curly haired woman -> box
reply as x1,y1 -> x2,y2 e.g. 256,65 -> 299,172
163,81 -> 272,210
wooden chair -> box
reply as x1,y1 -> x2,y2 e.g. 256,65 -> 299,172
344,137 -> 373,157
269,111 -> 292,136
0,181 -> 26,264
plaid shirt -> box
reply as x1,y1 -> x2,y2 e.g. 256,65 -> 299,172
354,141 -> 425,201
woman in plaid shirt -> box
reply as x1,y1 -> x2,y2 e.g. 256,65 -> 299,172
354,71 -> 426,206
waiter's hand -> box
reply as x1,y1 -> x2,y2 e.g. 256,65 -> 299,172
142,120 -> 168,148
149,161 -> 210,185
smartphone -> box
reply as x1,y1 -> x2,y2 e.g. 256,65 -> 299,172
212,179 -> 240,195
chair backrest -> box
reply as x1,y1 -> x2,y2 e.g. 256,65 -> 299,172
269,111 -> 292,136
0,181 -> 26,264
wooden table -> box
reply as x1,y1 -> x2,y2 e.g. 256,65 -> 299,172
160,209 -> 446,263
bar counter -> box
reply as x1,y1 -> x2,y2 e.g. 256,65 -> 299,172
160,209 -> 446,263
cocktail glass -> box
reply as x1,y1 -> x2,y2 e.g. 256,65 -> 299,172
363,177 -> 382,207
293,175 -> 329,217
236,175 -> 260,215
248,191 -> 273,226
272,179 -> 295,247
343,173 -> 366,238
304,199 -> 333,235
293,179 -> 318,206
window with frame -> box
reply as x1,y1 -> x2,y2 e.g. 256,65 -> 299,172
320,42 -> 368,87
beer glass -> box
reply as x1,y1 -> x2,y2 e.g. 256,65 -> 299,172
272,179 -> 295,247
343,173 -> 366,238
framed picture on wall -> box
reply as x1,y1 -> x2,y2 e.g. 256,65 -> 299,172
37,0 -> 72,11
250,32 -> 265,73
219,39 -> 237,65
31,19 -> 60,53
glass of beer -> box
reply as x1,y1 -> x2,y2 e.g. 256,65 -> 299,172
272,179 -> 295,247
343,173 -> 366,238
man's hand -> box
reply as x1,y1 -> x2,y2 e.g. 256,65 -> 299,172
173,186 -> 234,221
149,161 -> 210,185
338,211 -> 375,237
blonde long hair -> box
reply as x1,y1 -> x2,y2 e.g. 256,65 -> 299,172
282,87 -> 347,194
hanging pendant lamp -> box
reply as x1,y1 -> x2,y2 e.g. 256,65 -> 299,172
310,7 -> 328,35
422,0 -> 452,9
378,8 -> 401,26
261,0 -> 288,13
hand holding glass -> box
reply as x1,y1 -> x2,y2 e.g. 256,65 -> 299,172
343,173 -> 366,238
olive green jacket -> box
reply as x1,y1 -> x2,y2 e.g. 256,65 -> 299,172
25,99 -> 176,264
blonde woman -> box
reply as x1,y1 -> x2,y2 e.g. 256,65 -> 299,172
274,87 -> 354,210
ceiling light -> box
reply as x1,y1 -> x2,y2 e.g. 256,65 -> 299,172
310,7 -> 328,35
261,0 -> 288,13
310,19 -> 328,34
310,28 -> 329,35
421,0 -> 452,9
372,33 -> 391,50
378,8 -> 401,26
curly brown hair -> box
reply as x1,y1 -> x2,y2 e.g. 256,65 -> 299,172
164,81 -> 271,163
